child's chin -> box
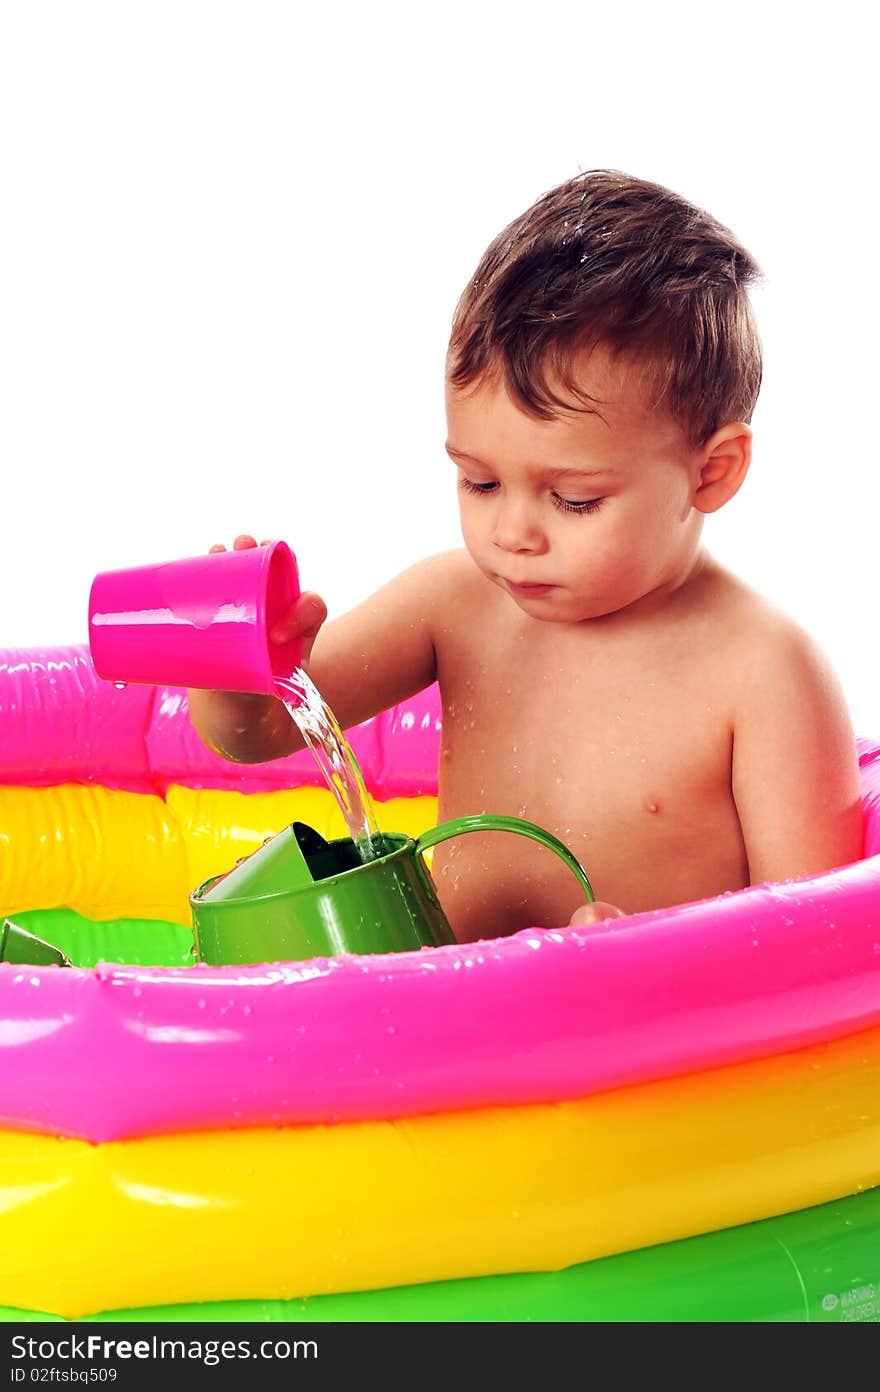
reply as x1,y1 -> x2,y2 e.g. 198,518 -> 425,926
504,587 -> 579,621
508,588 -> 615,624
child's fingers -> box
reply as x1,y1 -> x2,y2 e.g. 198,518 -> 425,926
566,900 -> 626,927
209,535 -> 266,554
269,592 -> 327,657
207,539 -> 321,660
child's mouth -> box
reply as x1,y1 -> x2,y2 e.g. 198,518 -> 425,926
503,580 -> 557,597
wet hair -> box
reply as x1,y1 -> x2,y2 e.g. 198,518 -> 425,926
448,170 -> 763,446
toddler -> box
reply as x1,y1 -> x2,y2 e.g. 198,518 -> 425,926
188,170 -> 863,942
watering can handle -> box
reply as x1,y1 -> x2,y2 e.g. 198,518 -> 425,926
415,814 -> 595,904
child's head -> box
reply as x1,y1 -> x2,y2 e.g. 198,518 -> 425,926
445,170 -> 762,622
447,169 -> 762,448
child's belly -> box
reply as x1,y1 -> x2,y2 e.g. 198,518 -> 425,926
432,700 -> 749,942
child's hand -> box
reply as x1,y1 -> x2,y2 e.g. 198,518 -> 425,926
567,900 -> 627,926
209,534 -> 328,669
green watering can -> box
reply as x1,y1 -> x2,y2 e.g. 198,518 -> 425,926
0,918 -> 70,967
190,814 -> 595,965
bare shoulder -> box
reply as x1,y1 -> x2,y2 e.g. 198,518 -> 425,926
409,547 -> 484,599
707,567 -> 847,710
399,547 -> 493,634
708,566 -> 863,882
324,548 -> 477,633
305,549 -> 483,732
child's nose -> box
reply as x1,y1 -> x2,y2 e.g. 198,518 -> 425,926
491,500 -> 543,553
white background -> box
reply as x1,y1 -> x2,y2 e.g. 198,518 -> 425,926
2,2 -> 878,731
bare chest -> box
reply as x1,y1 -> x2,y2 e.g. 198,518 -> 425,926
431,609 -> 746,939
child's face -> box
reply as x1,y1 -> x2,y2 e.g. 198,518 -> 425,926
445,354 -> 705,624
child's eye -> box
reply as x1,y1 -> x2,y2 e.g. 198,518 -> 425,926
552,494 -> 604,515
459,476 -> 498,495
458,476 -> 603,515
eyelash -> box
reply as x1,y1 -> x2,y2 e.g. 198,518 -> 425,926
553,495 -> 604,516
458,477 -> 604,515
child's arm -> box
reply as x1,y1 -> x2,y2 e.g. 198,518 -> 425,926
187,547 -> 459,764
570,620 -> 862,927
731,622 -> 863,886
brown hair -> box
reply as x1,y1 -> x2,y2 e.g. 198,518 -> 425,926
448,170 -> 763,446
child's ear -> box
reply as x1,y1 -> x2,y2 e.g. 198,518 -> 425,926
692,423 -> 752,514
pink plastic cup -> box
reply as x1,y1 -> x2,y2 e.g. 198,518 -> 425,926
88,541 -> 302,694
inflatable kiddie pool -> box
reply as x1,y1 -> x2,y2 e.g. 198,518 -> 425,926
1,646 -> 880,1323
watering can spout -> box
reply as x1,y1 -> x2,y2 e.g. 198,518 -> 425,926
199,821 -> 328,904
